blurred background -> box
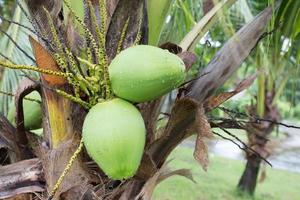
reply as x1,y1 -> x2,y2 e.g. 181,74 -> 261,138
155,0 -> 300,199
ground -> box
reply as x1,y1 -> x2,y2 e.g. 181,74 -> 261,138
153,146 -> 300,200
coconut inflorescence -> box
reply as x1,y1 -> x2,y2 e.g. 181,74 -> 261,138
82,45 -> 186,180
0,2 -> 188,195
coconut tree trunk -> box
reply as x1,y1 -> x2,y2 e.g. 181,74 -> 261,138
238,127 -> 269,195
0,1 -> 273,199
238,91 -> 280,194
238,155 -> 261,194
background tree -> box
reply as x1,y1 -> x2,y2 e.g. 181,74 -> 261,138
236,0 -> 300,194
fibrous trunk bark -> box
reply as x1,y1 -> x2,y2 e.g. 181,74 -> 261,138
238,156 -> 261,194
238,91 -> 280,194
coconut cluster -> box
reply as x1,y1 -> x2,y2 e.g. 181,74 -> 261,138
7,45 -> 186,180
82,45 -> 186,180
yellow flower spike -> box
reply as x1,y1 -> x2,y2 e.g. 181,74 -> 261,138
99,0 -> 107,43
55,89 -> 91,109
117,17 -> 130,54
0,60 -> 69,78
48,138 -> 84,199
85,76 -> 99,83
134,18 -> 143,46
77,57 -> 97,71
64,0 -> 102,62
43,8 -> 64,53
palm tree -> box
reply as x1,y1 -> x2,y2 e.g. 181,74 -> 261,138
237,0 -> 300,194
0,0 -> 274,199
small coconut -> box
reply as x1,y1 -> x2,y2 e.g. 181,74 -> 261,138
7,91 -> 42,130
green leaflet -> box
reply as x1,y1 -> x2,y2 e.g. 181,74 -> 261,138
0,5 -> 36,115
148,0 -> 174,45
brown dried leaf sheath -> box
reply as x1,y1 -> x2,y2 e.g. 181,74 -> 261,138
204,74 -> 257,112
29,36 -> 66,85
194,104 -> 213,171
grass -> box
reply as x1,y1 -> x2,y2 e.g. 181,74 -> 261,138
153,146 -> 300,200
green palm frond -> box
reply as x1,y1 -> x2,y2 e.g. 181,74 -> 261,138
275,0 -> 300,39
147,0 -> 175,45
0,4 -> 36,115
160,0 -> 203,44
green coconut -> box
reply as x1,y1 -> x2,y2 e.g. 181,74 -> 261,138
82,98 -> 146,180
109,45 -> 186,102
30,128 -> 43,137
7,91 -> 42,130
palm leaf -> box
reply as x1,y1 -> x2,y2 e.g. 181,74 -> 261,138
147,0 -> 175,45
159,0 -> 203,44
0,4 -> 35,115
179,0 -> 237,52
